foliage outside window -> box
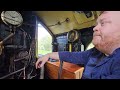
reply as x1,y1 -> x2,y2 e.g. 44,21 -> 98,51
37,24 -> 52,56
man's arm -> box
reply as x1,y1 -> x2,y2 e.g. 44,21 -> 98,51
35,48 -> 95,69
58,49 -> 94,65
35,52 -> 59,69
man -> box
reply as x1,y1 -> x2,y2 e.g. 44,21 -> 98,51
36,11 -> 120,79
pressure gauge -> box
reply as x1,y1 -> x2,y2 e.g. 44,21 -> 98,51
67,30 -> 79,43
1,11 -> 23,27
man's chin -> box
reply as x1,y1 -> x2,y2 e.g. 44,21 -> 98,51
92,40 -> 98,46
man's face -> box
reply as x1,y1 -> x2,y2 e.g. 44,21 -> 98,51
92,11 -> 120,50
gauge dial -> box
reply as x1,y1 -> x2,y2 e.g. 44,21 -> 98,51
67,30 -> 79,43
1,11 -> 23,27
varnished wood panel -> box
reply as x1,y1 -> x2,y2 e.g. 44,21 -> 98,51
45,61 -> 84,79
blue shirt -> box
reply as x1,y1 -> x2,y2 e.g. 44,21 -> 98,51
58,47 -> 120,79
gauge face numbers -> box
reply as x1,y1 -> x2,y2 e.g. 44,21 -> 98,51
1,11 -> 23,27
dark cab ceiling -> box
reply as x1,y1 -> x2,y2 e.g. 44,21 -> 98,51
36,11 -> 101,35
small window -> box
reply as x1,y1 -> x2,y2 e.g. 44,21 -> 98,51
36,23 -> 52,57
86,43 -> 94,50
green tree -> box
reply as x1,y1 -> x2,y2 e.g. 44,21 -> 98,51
38,35 -> 52,55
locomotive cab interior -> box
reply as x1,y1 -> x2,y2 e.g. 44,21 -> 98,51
0,11 -> 101,79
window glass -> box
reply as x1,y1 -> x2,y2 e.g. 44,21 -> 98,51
37,23 -> 52,57
86,43 -> 94,50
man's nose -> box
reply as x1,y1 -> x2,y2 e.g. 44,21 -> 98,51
93,24 -> 100,32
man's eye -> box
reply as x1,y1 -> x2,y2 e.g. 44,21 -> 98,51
101,22 -> 105,26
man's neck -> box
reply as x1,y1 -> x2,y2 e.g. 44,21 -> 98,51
95,43 -> 120,55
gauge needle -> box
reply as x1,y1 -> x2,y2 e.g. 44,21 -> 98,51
2,16 -> 20,23
6,12 -> 13,17
6,12 -> 16,18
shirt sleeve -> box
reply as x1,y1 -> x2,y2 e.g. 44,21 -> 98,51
58,48 -> 94,65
